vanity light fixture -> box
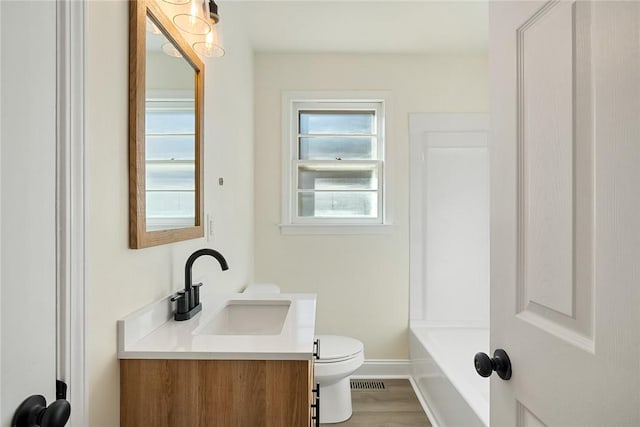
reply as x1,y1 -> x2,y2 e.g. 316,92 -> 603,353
192,0 -> 225,58
193,24 -> 225,58
209,0 -> 220,24
173,0 -> 211,36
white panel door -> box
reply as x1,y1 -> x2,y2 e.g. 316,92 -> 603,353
1,1 -> 58,425
489,1 -> 640,425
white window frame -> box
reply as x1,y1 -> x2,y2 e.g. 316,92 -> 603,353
280,91 -> 393,235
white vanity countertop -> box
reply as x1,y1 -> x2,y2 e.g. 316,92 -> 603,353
117,290 -> 317,361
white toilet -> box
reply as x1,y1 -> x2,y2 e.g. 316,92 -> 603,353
314,334 -> 364,423
242,283 -> 365,424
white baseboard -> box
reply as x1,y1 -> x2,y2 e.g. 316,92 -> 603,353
351,359 -> 412,378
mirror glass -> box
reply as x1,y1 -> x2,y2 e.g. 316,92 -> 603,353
145,23 -> 196,231
129,0 -> 204,249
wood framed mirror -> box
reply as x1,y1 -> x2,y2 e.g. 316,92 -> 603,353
129,0 -> 204,248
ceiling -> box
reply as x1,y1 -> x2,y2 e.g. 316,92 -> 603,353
220,0 -> 488,54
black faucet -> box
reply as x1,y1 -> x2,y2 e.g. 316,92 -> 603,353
172,248 -> 229,321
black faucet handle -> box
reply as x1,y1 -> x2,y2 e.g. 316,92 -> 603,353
170,290 -> 184,302
191,282 -> 204,307
171,290 -> 189,315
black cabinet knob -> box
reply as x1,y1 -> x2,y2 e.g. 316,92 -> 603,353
474,349 -> 512,380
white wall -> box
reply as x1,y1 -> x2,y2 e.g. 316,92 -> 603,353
254,54 -> 488,359
86,2 -> 254,425
146,51 -> 193,90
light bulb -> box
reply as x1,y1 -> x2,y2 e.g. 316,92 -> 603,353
189,0 -> 198,25
173,0 -> 211,35
193,25 -> 225,58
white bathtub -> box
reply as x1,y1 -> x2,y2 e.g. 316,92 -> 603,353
410,325 -> 489,427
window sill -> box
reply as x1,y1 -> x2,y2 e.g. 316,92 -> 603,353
279,223 -> 393,235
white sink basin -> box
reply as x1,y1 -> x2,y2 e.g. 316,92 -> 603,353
194,299 -> 291,336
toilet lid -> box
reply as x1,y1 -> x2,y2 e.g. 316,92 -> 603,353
315,335 -> 363,363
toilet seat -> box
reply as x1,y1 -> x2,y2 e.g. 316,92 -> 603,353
315,335 -> 364,363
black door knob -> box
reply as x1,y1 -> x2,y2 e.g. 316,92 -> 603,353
474,349 -> 512,380
12,395 -> 70,427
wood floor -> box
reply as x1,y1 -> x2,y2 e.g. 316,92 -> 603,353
321,379 -> 432,427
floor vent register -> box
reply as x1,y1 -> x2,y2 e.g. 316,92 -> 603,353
350,379 -> 387,391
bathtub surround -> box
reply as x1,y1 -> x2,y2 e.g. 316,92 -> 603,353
254,53 -> 488,360
86,2 -> 255,425
408,113 -> 490,426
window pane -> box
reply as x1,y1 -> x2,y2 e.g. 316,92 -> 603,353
299,136 -> 375,160
299,111 -> 374,135
146,191 -> 195,231
298,165 -> 377,190
146,135 -> 195,160
298,191 -> 377,218
146,109 -> 194,134
146,162 -> 195,191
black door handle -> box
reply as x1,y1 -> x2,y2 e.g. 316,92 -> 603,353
12,395 -> 70,427
474,349 -> 512,380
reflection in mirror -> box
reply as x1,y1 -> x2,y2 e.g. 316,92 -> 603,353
145,27 -> 196,231
129,0 -> 204,249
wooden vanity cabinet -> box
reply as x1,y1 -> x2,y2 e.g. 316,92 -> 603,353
121,359 -> 315,427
